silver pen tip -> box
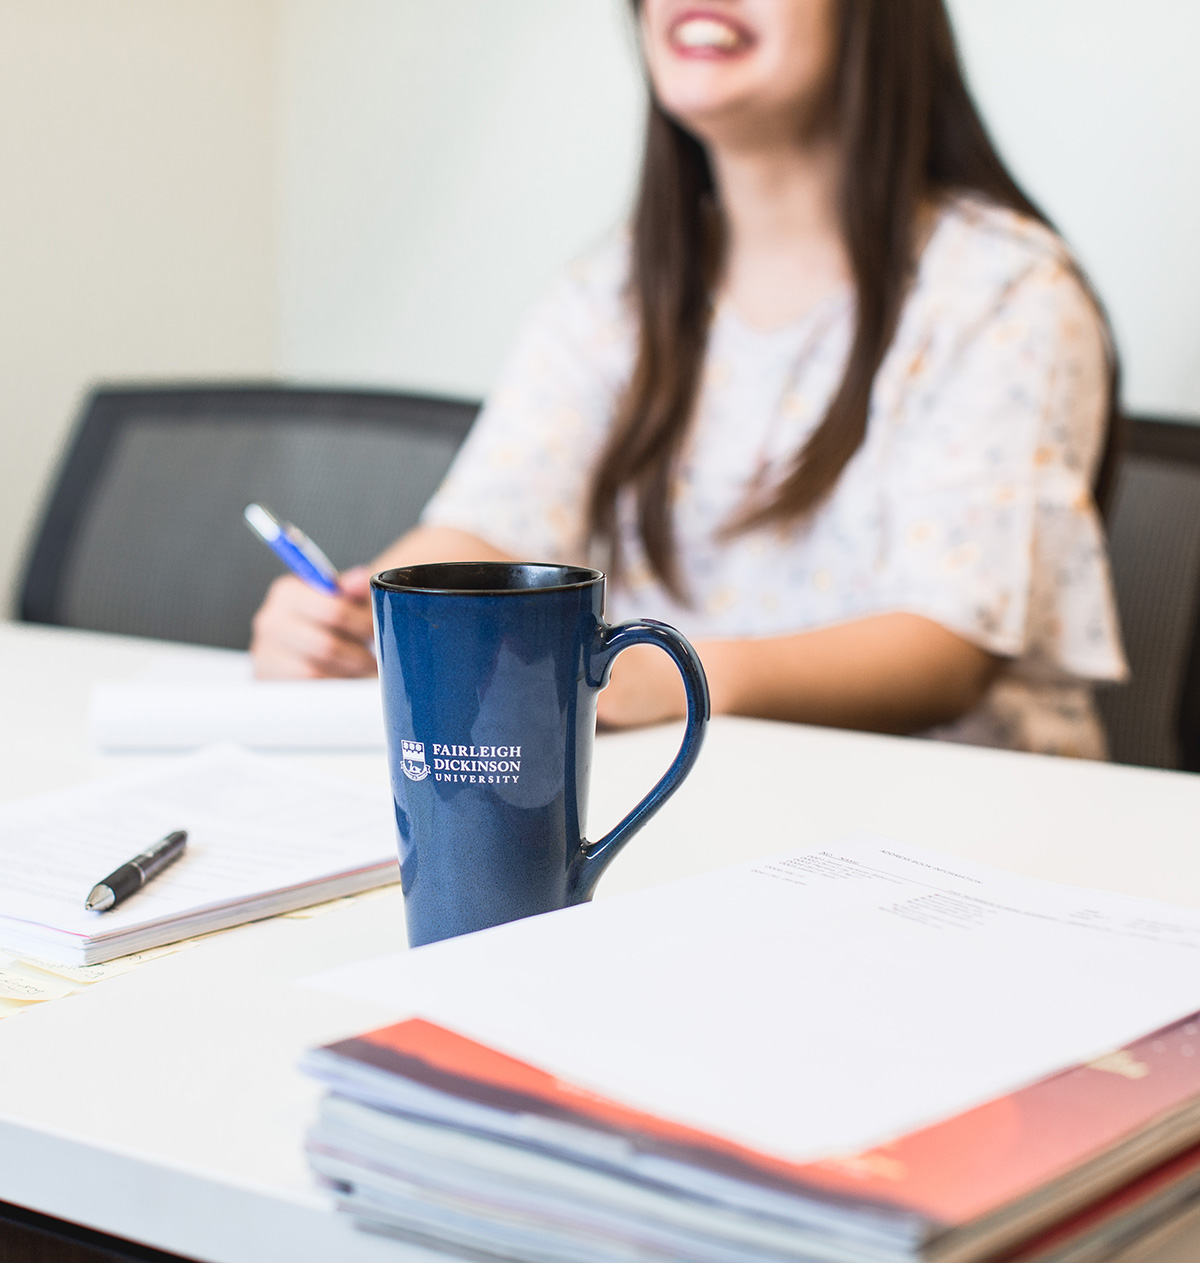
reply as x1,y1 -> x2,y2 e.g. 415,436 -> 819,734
85,884 -> 116,912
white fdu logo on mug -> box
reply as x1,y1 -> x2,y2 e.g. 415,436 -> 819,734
400,740 -> 429,782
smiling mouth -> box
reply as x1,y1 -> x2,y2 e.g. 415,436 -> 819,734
668,14 -> 754,56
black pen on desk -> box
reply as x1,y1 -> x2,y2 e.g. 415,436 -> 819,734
84,830 -> 188,912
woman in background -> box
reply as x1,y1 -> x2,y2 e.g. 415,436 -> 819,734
251,0 -> 1127,757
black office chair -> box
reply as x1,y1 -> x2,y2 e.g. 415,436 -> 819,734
1098,415 -> 1200,770
19,384 -> 480,650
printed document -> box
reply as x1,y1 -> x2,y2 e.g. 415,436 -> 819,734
307,836 -> 1200,1163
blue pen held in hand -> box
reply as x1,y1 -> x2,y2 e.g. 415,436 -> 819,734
244,503 -> 340,595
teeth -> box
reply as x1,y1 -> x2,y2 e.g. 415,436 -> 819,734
673,17 -> 743,50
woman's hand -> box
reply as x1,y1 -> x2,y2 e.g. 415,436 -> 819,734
596,644 -> 689,729
249,526 -> 517,679
250,566 -> 377,679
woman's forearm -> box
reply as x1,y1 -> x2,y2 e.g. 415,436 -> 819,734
701,613 -> 1002,733
364,542 -> 1000,736
595,611 -> 1002,732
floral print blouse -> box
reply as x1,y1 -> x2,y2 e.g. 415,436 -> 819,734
423,196 -> 1128,758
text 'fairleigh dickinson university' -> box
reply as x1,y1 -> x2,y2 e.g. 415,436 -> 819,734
432,744 -> 521,784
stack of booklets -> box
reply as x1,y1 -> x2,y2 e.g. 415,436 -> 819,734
0,745 -> 399,964
301,837 -> 1200,1262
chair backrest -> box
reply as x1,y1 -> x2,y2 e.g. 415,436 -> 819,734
19,384 -> 479,650
1098,415 -> 1200,770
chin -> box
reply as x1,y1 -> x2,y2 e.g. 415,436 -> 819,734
641,1 -> 834,147
659,86 -> 752,127
651,60 -> 762,121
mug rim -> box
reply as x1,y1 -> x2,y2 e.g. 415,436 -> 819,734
372,561 -> 604,596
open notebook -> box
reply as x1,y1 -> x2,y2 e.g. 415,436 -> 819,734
0,746 -> 399,964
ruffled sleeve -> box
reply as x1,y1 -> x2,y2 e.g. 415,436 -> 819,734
420,242 -> 633,563
873,239 -> 1127,684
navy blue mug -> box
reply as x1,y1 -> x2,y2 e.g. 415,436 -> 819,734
371,562 -> 709,947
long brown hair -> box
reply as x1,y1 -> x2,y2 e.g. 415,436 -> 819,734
588,0 -> 1120,599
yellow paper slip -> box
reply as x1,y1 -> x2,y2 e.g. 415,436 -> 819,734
0,965 -> 76,1002
18,941 -> 190,984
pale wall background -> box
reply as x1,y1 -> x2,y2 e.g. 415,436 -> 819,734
276,0 -> 644,398
1,0 -> 1198,614
0,0 -> 279,615
951,0 -> 1200,416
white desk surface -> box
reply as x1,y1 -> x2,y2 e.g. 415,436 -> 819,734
2,620 -> 1200,1262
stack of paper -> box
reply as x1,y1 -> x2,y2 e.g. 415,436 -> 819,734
89,678 -> 385,751
301,837 -> 1200,1262
0,746 -> 399,964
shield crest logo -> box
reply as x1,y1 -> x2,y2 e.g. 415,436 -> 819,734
400,740 -> 429,782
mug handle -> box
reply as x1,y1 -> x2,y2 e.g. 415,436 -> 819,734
565,619 -> 710,904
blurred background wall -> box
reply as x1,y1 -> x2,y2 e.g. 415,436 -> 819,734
1,0 -> 1197,614
276,0 -> 644,398
0,0 -> 278,616
951,0 -> 1200,417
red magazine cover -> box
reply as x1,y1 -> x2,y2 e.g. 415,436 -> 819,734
325,1008 -> 1200,1236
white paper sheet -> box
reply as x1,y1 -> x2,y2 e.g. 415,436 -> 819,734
305,836 -> 1200,1164
133,647 -> 255,684
0,745 -> 398,951
89,678 -> 385,750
